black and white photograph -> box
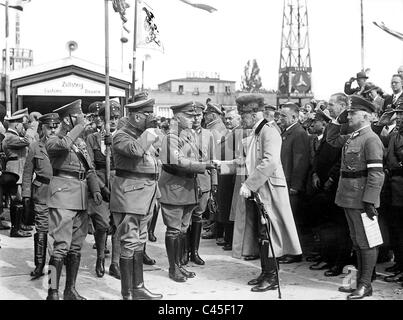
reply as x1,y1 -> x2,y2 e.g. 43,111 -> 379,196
0,0 -> 402,308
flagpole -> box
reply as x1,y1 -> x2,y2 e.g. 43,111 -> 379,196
131,0 -> 138,99
104,0 -> 111,188
360,0 -> 364,71
4,0 -> 11,114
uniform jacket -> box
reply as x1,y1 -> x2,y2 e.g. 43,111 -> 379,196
2,129 -> 30,184
158,121 -> 206,206
21,138 -> 53,204
221,119 -> 302,258
46,124 -> 100,210
193,127 -> 217,192
280,122 -> 310,192
205,118 -> 228,156
326,123 -> 384,209
110,123 -> 161,215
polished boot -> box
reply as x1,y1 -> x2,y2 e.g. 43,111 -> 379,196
347,283 -> 373,300
180,232 -> 189,265
120,257 -> 134,300
94,230 -> 107,278
324,265 -> 344,277
165,235 -> 187,282
143,243 -> 156,265
10,204 -> 31,238
148,203 -> 159,242
177,234 -> 195,278
46,256 -> 64,300
251,251 -> 279,292
109,228 -> 121,279
278,254 -> 302,264
31,232 -> 47,279
248,244 -> 266,286
190,221 -> 205,265
63,253 -> 86,300
132,251 -> 162,300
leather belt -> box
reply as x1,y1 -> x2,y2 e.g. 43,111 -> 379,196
95,163 -> 106,170
7,156 -> 18,161
35,175 -> 50,185
390,168 -> 403,177
162,165 -> 196,179
115,169 -> 159,181
53,169 -> 87,180
341,170 -> 368,178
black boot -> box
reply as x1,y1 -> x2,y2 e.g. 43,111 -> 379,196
148,203 -> 159,242
10,204 -> 31,238
109,229 -> 121,279
132,251 -> 162,300
143,243 -> 156,265
109,263 -> 121,280
119,257 -> 134,300
94,230 -> 107,278
347,283 -> 373,300
251,243 -> 279,292
165,235 -> 187,282
63,253 -> 86,300
180,232 -> 189,265
190,222 -> 205,265
248,243 -> 266,285
46,256 -> 64,300
177,234 -> 195,278
31,232 -> 47,279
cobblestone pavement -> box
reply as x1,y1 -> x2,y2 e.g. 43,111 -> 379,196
1,211 -> 402,300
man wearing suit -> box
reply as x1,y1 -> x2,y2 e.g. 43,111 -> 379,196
110,92 -> 162,300
277,102 -> 310,264
158,101 -> 216,282
344,71 -> 370,100
46,100 -> 102,300
382,74 -> 403,113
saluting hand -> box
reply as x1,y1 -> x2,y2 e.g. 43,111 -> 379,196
93,191 -> 103,206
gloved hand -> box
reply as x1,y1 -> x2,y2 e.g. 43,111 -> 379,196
312,173 -> 321,189
206,160 -> 219,170
93,192 -> 103,206
363,201 -> 378,221
104,134 -> 112,146
240,183 -> 251,198
101,186 -> 110,202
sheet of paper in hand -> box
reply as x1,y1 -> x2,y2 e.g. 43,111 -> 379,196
361,213 -> 383,248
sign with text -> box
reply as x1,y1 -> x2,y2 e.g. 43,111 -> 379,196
18,75 -> 126,97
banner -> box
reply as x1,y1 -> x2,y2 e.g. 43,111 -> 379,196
373,21 -> 403,41
178,0 -> 217,13
137,0 -> 164,53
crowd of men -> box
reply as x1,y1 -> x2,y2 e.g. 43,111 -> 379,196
0,66 -> 402,301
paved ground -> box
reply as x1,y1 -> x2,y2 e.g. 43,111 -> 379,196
1,210 -> 403,300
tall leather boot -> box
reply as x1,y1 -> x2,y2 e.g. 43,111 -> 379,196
119,257 -> 134,300
143,243 -> 156,265
94,230 -> 107,277
63,252 -> 86,300
132,251 -> 162,300
251,242 -> 279,292
165,234 -> 187,282
347,248 -> 377,300
190,222 -> 205,265
31,232 -> 47,279
177,234 -> 195,278
109,229 -> 121,279
46,256 -> 64,300
180,231 -> 190,265
10,203 -> 31,237
248,243 -> 265,285
148,203 -> 159,242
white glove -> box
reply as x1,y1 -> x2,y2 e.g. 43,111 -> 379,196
239,183 -> 251,198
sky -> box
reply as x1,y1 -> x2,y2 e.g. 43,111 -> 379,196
1,0 -> 403,100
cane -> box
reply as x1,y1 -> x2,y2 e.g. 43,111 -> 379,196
252,192 -> 282,299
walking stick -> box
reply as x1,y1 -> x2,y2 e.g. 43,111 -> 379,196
251,192 -> 282,299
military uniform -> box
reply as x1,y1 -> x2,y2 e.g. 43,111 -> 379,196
110,92 -> 162,300
2,109 -> 32,237
21,113 -> 60,279
159,101 -> 214,283
46,100 -> 102,301
326,95 -> 384,299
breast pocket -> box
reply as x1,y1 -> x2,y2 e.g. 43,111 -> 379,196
344,147 -> 361,167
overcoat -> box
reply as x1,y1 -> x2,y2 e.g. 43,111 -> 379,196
2,129 -> 29,184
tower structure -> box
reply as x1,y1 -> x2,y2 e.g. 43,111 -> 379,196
277,0 -> 313,105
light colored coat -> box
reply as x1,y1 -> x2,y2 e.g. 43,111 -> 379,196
221,120 -> 302,258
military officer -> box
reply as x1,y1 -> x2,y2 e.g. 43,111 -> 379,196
2,109 -> 32,237
110,92 -> 162,300
182,104 -> 217,266
21,113 -> 60,279
46,100 -> 102,300
86,100 -> 120,278
327,95 -> 385,300
158,101 -> 217,282
84,101 -> 103,139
